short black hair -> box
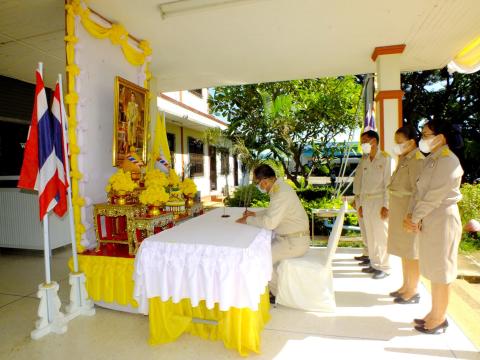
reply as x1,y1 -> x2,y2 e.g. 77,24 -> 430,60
253,164 -> 276,180
424,119 -> 464,151
395,125 -> 419,145
361,130 -> 379,144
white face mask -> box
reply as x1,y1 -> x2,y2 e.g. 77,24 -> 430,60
419,137 -> 435,153
392,142 -> 408,156
361,142 -> 372,154
256,184 -> 267,194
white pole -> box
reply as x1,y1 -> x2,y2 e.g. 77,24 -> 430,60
38,62 -> 52,285
43,214 -> 51,284
58,74 -> 79,273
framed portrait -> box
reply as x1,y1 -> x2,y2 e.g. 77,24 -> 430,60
113,76 -> 149,167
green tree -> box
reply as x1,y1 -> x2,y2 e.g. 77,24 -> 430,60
402,68 -> 480,181
209,77 -> 361,187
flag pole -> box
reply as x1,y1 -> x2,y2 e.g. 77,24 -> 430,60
58,74 -> 79,273
31,62 -> 67,339
38,62 -> 52,285
58,74 -> 95,320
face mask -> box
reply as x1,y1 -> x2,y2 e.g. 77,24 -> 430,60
419,137 -> 435,153
256,184 -> 267,194
392,142 -> 407,156
361,142 -> 372,154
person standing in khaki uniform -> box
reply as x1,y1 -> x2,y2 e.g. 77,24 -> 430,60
357,130 -> 393,279
236,164 -> 310,303
387,126 -> 424,304
353,157 -> 369,264
404,120 -> 463,334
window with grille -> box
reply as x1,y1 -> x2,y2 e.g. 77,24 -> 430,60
167,132 -> 175,169
188,137 -> 204,177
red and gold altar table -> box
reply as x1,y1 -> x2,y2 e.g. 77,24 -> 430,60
134,207 -> 273,356
70,207 -> 272,356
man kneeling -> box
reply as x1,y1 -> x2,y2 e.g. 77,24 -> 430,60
236,164 -> 310,303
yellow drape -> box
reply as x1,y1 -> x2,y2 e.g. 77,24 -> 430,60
68,255 -> 138,307
148,289 -> 271,356
449,35 -> 480,73
149,112 -> 171,169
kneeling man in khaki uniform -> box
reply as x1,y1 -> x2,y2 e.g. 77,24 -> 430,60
236,164 -> 310,303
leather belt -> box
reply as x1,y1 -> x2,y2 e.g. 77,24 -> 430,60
276,230 -> 310,239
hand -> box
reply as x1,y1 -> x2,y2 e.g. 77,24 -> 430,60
380,207 -> 389,220
358,206 -> 363,218
403,214 -> 419,233
236,216 -> 247,224
243,210 -> 256,218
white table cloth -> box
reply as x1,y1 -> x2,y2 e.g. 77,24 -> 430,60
133,207 -> 272,314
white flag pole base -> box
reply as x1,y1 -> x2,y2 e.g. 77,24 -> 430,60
31,282 -> 67,340
65,272 -> 95,318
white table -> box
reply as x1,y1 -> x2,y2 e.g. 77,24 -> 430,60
133,207 -> 273,314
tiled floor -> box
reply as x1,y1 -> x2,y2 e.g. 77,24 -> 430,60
0,246 -> 479,360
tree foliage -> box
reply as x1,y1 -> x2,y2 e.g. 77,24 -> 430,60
209,77 -> 362,186
402,68 -> 480,181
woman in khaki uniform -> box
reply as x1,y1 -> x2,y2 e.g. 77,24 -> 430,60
404,120 -> 463,334
387,126 -> 424,304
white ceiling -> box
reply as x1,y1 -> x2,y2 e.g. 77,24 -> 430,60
1,0 -> 480,91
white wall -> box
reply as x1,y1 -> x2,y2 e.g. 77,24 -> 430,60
74,17 -> 147,248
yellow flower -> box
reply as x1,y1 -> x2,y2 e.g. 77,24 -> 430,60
168,169 -> 180,186
107,169 -> 138,193
139,184 -> 169,205
180,178 -> 197,196
144,169 -> 169,188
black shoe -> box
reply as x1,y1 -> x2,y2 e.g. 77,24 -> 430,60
269,292 -> 276,304
414,318 -> 426,325
393,294 -> 420,304
361,266 -> 376,273
358,259 -> 370,266
389,291 -> 402,297
414,320 -> 449,334
372,270 -> 390,279
354,255 -> 369,261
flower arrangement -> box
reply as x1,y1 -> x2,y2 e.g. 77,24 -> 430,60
139,185 -> 169,206
180,178 -> 197,197
105,169 -> 138,193
168,169 -> 180,187
144,169 -> 169,188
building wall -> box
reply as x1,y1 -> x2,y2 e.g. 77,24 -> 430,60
165,122 -> 239,198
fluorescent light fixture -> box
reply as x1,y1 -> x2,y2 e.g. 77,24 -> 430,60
158,0 -> 250,19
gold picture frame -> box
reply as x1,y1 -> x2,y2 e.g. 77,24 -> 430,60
113,76 -> 149,167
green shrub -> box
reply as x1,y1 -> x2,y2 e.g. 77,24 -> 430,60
296,186 -> 335,201
225,184 -> 269,207
458,183 -> 480,251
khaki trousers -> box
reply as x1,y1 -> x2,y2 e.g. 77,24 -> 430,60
269,234 -> 310,296
363,198 -> 390,272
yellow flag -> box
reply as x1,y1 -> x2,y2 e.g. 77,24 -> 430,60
149,112 -> 171,171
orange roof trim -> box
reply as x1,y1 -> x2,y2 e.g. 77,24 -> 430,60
371,44 -> 406,61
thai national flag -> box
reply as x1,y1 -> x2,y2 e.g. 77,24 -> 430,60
18,70 -> 68,219
363,103 -> 377,133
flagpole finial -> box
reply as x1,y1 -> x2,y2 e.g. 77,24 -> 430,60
38,62 -> 43,76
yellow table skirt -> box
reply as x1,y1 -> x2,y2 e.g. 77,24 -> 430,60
149,289 -> 271,356
68,255 -> 138,308
69,255 -> 270,356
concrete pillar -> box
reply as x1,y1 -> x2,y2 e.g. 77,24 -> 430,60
371,45 -> 405,154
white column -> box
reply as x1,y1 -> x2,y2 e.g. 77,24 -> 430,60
372,45 -> 405,155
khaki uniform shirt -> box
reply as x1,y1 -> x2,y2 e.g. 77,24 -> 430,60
389,149 -> 424,198
411,145 -> 463,224
246,178 -> 309,235
354,150 -> 393,209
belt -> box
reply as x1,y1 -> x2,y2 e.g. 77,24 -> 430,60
389,189 -> 413,197
363,192 -> 383,200
276,230 -> 310,239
